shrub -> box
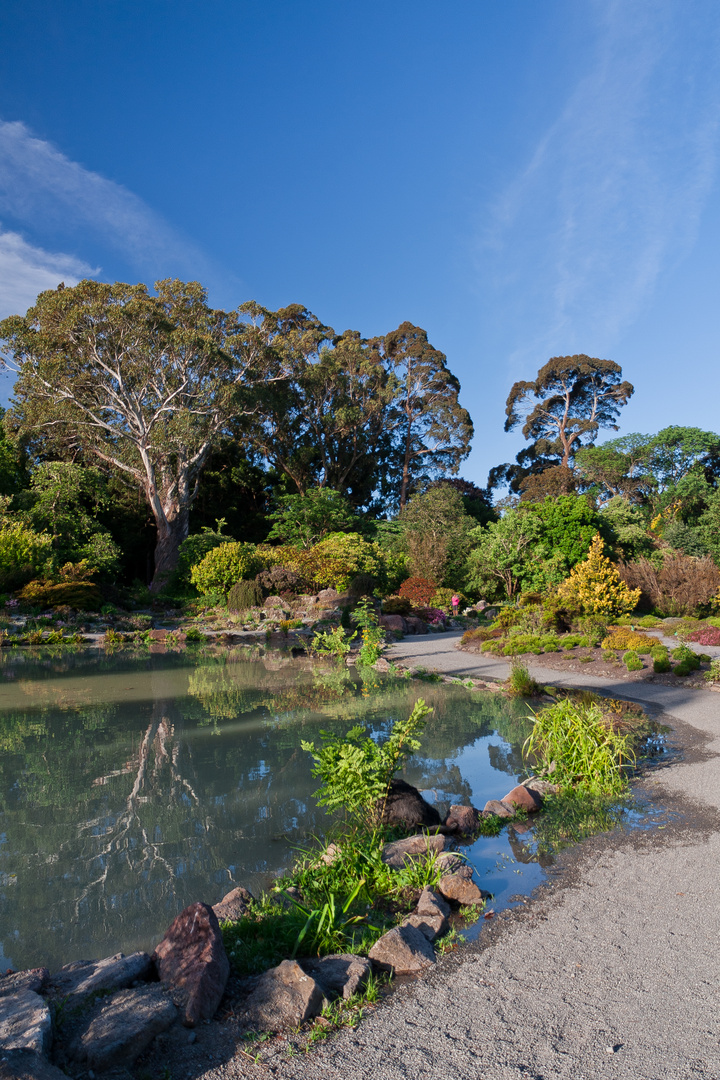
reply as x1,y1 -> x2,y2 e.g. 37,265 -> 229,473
623,650 -> 644,671
382,596 -> 412,616
0,521 -> 53,590
558,534 -> 641,616
653,654 -> 671,673
311,625 -> 356,658
348,573 -> 377,598
19,579 -> 101,610
601,629 -> 661,652
460,625 -> 503,645
176,525 -> 232,586
683,627 -> 720,646
190,542 -> 263,595
309,533 -> 384,592
430,588 -> 469,614
619,554 -> 720,618
255,566 -> 304,597
352,599 -> 386,665
704,658 -> 720,684
506,659 -> 542,697
227,579 -> 263,613
671,644 -> 700,671
398,576 -> 437,606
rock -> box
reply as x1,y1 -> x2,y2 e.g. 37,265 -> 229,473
148,628 -> 166,641
0,991 -> 52,1055
0,970 -> 48,999
524,776 -> 561,796
318,842 -> 342,866
444,804 -> 481,834
263,595 -> 287,610
404,616 -> 428,635
0,1049 -> 68,1080
368,924 -> 436,976
379,614 -> 406,634
381,832 -> 447,870
300,954 -> 371,1000
49,952 -> 153,1004
152,902 -> 230,1027
244,960 -> 323,1032
376,778 -> 441,829
401,914 -> 447,942
438,867 -> 490,907
483,799 -> 515,818
212,886 -> 254,922
416,887 -> 451,920
373,657 -> 391,672
70,985 -> 177,1070
435,851 -> 465,874
501,784 -> 543,813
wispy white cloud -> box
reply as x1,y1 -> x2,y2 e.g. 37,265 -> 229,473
480,0 -> 720,369
0,228 -> 97,318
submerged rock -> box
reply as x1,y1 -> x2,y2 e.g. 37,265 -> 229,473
0,991 -> 52,1055
153,902 -> 229,1027
49,952 -> 152,1004
376,778 -> 441,830
368,924 -> 436,976
69,985 -> 177,1070
244,960 -> 323,1031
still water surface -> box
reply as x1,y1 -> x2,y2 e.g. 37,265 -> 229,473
0,644 -> 548,971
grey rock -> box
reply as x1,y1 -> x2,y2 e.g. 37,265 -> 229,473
0,991 -> 52,1055
153,901 -> 229,1027
70,985 -> 177,1070
373,657 -> 392,672
438,866 -> 491,907
435,851 -> 466,874
368,924 -> 436,976
0,970 -> 48,1000
245,960 -> 323,1032
0,1049 -> 68,1080
401,914 -> 447,942
483,799 -> 515,818
524,777 -> 561,796
300,954 -> 371,1000
416,887 -> 451,920
49,952 -> 152,1004
381,832 -> 447,870
212,886 -> 254,922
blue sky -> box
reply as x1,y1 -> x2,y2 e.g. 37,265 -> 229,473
1,0 -> 719,489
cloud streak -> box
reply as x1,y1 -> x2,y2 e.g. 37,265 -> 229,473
0,228 -> 97,319
480,0 -> 720,368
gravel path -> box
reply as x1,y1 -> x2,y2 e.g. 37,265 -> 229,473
192,632 -> 720,1080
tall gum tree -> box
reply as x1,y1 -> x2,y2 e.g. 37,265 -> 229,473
0,280 -> 294,590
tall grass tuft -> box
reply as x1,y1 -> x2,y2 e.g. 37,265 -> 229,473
523,698 -> 635,796
506,659 -> 542,697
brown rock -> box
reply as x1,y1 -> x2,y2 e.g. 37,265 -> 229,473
379,614 -> 406,634
438,866 -> 490,907
524,776 -> 561,796
483,799 -> 515,818
501,784 -> 543,813
300,954 -> 371,1000
369,924 -> 436,975
244,960 -> 323,1031
404,616 -> 428,635
148,628 -> 166,641
401,913 -> 448,942
373,657 -> 391,672
212,886 -> 254,922
376,778 -> 441,830
444,804 -> 481,834
415,887 -> 451,920
152,902 -> 229,1027
0,969 -> 48,999
435,850 -> 465,874
381,832 -> 447,869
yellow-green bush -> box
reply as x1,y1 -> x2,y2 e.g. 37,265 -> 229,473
190,542 -> 263,595
558,534 -> 641,616
308,532 -> 383,592
601,628 -> 662,652
0,521 -> 53,591
19,579 -> 102,610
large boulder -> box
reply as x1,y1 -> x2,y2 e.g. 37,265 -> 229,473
212,886 -> 254,922
300,954 -> 371,1000
49,952 -> 152,1004
69,985 -> 177,1070
501,784 -> 543,813
379,614 -> 406,634
244,960 -> 323,1032
404,616 -> 428,635
368,925 -> 435,976
152,902 -> 229,1027
444,804 -> 481,834
381,833 -> 447,870
376,778 -> 441,829
0,991 -> 52,1055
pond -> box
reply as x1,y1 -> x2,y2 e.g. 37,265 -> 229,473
0,644 -> 555,972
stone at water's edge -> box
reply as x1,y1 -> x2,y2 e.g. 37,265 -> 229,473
501,784 -> 543,812
438,866 -> 491,907
153,902 -> 230,1027
401,914 -> 447,942
0,991 -> 52,1055
0,970 -> 48,1000
244,960 -> 324,1031
369,924 -> 436,975
69,985 -> 177,1070
444,804 -> 481,834
377,778 -> 442,830
212,886 -> 254,922
300,954 -> 372,1000
49,952 -> 152,1004
416,887 -> 451,920
0,1049 -> 68,1080
524,776 -> 561,796
483,798 -> 515,818
435,850 -> 465,874
381,832 -> 448,869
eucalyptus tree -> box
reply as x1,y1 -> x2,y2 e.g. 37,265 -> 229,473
0,280 -> 302,589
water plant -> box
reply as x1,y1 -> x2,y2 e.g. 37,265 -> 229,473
352,599 -> 386,666
311,625 -> 355,658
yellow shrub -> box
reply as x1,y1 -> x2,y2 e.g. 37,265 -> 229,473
601,629 -> 662,652
558,534 -> 641,616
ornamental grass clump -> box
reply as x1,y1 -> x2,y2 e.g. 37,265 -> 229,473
523,698 -> 636,796
558,533 -> 641,616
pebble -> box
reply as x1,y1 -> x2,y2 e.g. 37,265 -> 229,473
188,1031 -> 197,1044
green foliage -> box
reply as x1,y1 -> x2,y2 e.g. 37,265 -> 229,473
311,626 -> 355,658
381,596 -> 412,616
600,497 -> 653,560
267,488 -> 358,548
671,644 -> 701,672
506,660 -> 542,697
623,650 -> 644,671
519,494 -> 606,567
653,653 -> 671,673
431,587 -> 469,613
309,532 -> 385,592
301,699 -> 433,828
523,698 -> 636,796
176,523 -> 231,586
352,599 -> 386,666
227,578 -> 263,613
0,519 -> 52,590
704,658 -> 720,684
399,485 -> 474,587
190,541 -> 263,595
